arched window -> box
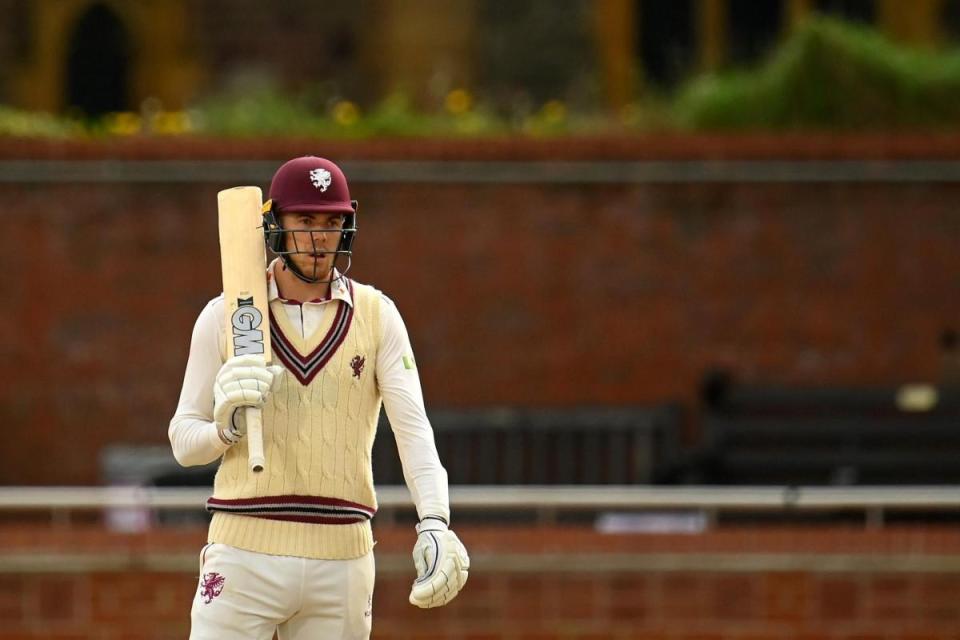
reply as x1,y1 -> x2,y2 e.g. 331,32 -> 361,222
638,0 -> 695,87
476,0 -> 592,104
813,0 -> 876,24
728,0 -> 783,65
65,3 -> 131,117
943,0 -> 960,42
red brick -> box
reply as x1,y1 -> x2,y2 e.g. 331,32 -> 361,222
545,576 -> 597,621
503,576 -> 545,620
865,575 -> 917,621
607,574 -> 650,622
0,577 -> 25,622
449,593 -> 500,622
711,574 -> 759,620
29,576 -> 83,624
89,573 -> 189,623
0,523 -> 958,638
763,572 -> 813,622
6,146 -> 960,483
917,575 -> 960,622
656,574 -> 708,621
817,576 -> 863,621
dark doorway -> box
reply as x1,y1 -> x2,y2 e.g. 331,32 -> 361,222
813,0 -> 876,24
65,3 -> 131,117
728,0 -> 784,66
637,0 -> 696,88
944,0 -> 960,42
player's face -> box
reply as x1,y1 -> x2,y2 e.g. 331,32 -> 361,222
280,212 -> 344,279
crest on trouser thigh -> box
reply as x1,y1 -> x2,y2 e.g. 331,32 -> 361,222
200,572 -> 225,604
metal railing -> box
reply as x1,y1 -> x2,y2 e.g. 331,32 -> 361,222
0,485 -> 957,528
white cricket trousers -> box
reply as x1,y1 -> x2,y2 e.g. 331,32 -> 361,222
189,543 -> 375,640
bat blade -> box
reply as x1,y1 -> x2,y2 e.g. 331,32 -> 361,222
217,186 -> 270,474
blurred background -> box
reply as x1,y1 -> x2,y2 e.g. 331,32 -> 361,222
2,0 -> 960,638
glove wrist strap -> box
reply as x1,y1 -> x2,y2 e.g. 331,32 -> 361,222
218,408 -> 243,445
416,515 -> 449,533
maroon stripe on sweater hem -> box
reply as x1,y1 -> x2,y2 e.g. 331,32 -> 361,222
246,513 -> 368,525
207,493 -> 375,514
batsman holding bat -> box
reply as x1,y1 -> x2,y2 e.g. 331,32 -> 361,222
169,156 -> 469,639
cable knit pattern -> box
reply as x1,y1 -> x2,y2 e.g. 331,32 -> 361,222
208,280 -> 382,559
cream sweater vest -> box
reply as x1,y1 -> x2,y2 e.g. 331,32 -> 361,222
207,279 -> 383,559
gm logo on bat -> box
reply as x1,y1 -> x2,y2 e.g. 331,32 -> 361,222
231,297 -> 265,355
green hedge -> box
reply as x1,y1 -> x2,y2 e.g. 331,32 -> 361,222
4,18 -> 960,137
0,105 -> 79,137
676,17 -> 960,130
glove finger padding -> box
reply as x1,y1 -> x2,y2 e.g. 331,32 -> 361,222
217,378 -> 273,402
213,355 -> 283,440
219,359 -> 277,387
412,535 -> 432,579
268,364 -> 285,391
409,528 -> 470,608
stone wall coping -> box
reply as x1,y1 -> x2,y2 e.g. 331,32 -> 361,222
4,134 -> 960,161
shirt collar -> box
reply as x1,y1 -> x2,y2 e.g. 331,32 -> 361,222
268,259 -> 353,307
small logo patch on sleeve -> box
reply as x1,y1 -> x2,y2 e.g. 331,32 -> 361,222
402,355 -> 416,370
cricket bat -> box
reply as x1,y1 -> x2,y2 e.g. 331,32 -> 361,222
217,186 -> 270,473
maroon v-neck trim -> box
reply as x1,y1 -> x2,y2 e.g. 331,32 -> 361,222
270,280 -> 355,385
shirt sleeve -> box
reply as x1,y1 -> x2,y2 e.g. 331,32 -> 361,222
376,295 -> 451,524
168,298 -> 232,467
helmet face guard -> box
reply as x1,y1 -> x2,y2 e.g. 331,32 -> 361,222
262,198 -> 358,284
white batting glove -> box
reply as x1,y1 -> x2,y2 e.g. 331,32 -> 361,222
409,517 -> 469,608
213,355 -> 284,445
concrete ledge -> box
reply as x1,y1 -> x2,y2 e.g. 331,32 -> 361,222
5,159 -> 960,184
5,134 -> 960,162
2,551 -> 959,574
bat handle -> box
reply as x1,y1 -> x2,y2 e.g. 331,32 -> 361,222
245,406 -> 266,473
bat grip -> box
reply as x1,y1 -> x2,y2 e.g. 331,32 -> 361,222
245,406 -> 266,473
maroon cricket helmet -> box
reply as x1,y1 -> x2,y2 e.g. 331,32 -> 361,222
267,156 -> 356,214
262,156 -> 359,284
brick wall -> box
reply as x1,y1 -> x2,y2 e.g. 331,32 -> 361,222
0,524 -> 958,639
3,137 -> 960,484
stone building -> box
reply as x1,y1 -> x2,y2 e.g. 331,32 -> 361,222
0,0 -> 955,117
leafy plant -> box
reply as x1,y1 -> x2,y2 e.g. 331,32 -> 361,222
0,106 -> 78,137
5,17 -> 960,138
675,17 -> 960,130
